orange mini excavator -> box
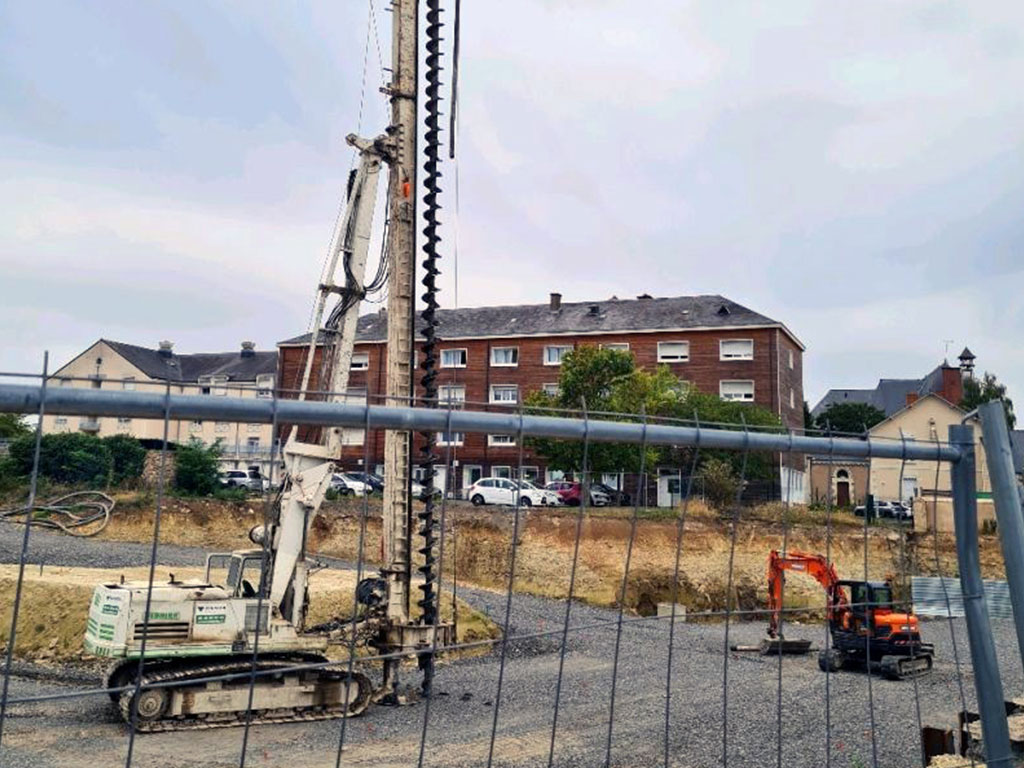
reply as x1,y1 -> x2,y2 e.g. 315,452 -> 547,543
766,549 -> 933,679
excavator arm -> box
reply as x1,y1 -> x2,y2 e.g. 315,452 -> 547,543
766,549 -> 846,638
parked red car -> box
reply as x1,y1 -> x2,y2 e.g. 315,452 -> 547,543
543,481 -> 610,507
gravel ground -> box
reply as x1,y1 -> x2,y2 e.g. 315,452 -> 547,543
0,524 -> 1020,768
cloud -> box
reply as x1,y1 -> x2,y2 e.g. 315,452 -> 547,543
1,0 -> 1023,413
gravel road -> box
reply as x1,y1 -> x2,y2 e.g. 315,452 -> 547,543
0,523 -> 1019,768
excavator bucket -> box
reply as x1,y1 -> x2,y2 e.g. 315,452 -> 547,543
758,637 -> 812,656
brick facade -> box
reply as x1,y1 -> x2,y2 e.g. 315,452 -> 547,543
278,317 -> 805,496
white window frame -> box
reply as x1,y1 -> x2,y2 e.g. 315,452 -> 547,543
492,465 -> 512,479
246,436 -> 261,451
436,431 -> 465,447
439,384 -> 466,407
789,388 -> 795,409
122,377 -> 136,391
719,380 -> 755,402
657,341 -> 690,363
55,416 -> 68,427
489,384 -> 519,404
199,375 -> 229,396
543,345 -> 573,366
787,349 -> 794,370
490,346 -> 519,367
601,342 -> 630,352
440,348 -> 468,368
256,373 -> 274,399
350,352 -> 370,371
720,339 -> 754,361
542,383 -> 560,397
488,434 -> 516,447
520,466 -> 540,483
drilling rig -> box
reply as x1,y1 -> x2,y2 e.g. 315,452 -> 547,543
82,0 -> 455,729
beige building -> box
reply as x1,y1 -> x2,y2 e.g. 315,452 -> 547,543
43,339 -> 279,475
866,393 -> 993,533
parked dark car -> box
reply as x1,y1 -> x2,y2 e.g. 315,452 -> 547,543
543,481 -> 610,507
346,471 -> 385,492
592,483 -> 631,506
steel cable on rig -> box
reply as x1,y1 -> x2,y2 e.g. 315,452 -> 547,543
416,0 -> 446,696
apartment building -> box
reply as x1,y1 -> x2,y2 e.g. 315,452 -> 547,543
278,293 -> 806,504
42,339 -> 278,475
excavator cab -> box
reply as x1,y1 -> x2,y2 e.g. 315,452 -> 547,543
206,551 -> 269,599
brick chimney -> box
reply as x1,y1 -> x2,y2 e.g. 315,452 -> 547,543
240,341 -> 256,358
906,392 -> 919,407
941,364 -> 963,405
157,340 -> 174,358
549,292 -> 562,312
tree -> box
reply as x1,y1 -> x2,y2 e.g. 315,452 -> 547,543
698,457 -> 739,510
803,401 -> 813,432
7,432 -> 113,486
174,438 -> 222,495
102,435 -> 147,485
524,345 -> 783,481
961,371 -> 1016,429
814,402 -> 887,435
0,413 -> 31,440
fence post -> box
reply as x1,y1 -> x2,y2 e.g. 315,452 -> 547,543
978,401 -> 1024,674
949,423 -> 1013,767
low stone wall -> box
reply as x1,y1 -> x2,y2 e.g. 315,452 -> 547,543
141,449 -> 177,489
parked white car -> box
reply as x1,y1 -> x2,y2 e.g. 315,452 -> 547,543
330,473 -> 372,496
466,478 -> 560,507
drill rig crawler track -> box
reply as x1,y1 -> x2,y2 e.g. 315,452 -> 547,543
111,655 -> 372,733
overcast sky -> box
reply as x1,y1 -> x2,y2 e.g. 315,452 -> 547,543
2,1 -> 1022,407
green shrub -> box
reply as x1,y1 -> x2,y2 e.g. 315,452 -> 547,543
174,439 -> 222,496
699,457 -> 739,511
7,433 -> 112,487
325,487 -> 340,502
101,435 -> 146,485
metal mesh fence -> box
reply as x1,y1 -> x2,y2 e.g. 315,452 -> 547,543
0,370 -> 1020,768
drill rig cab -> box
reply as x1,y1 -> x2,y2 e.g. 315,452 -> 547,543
766,550 -> 933,680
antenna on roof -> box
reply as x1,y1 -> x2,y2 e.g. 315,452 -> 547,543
943,339 -> 954,358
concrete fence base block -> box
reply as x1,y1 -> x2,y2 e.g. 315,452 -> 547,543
656,602 -> 687,621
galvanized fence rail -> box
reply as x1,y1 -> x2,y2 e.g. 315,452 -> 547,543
0,373 -> 1020,768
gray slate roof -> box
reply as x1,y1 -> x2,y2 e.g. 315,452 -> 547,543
279,294 -> 801,347
103,340 -> 277,383
812,364 -> 954,418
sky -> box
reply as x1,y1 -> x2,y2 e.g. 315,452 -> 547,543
1,1 -> 1022,408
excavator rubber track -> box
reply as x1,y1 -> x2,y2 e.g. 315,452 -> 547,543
117,656 -> 372,733
880,653 -> 933,680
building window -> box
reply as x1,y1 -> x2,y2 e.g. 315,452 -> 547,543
190,420 -> 204,432
542,383 -> 560,397
441,348 -> 468,368
720,380 -> 755,402
720,339 -> 754,361
787,349 -> 794,369
215,422 -> 230,434
490,384 -> 519,404
488,434 -> 516,447
439,384 -> 466,407
490,346 -> 519,367
246,437 -> 260,453
256,373 -> 274,399
492,465 -> 512,479
116,417 -> 131,431
789,388 -> 795,409
122,377 -> 136,391
602,342 -> 630,352
437,431 -> 465,446
544,345 -> 573,366
521,466 -> 540,483
199,375 -> 228,396
351,352 -> 370,371
247,423 -> 262,433
55,416 -> 68,427
657,341 -> 690,363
